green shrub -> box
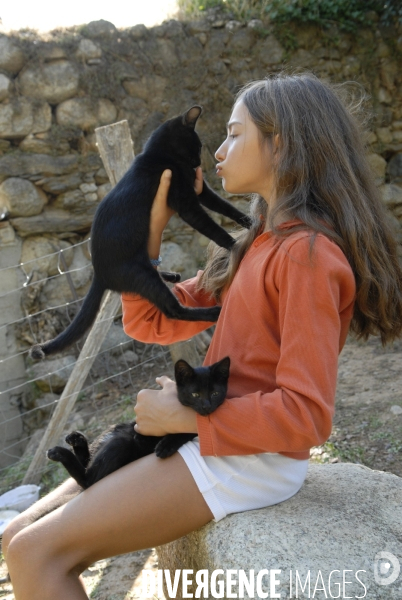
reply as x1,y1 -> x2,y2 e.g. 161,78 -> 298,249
264,0 -> 401,32
176,0 -> 402,29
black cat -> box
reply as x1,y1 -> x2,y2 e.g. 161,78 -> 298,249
30,106 -> 250,359
47,356 -> 230,489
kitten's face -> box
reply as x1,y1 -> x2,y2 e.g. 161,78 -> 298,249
175,357 -> 230,416
178,377 -> 227,415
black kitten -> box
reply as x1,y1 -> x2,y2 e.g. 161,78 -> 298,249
47,356 -> 230,489
30,106 -> 250,359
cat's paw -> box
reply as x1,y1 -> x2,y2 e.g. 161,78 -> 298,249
241,215 -> 252,229
160,271 -> 181,283
65,431 -> 87,447
47,446 -> 67,462
154,440 -> 175,459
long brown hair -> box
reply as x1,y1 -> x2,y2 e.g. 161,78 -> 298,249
198,73 -> 402,345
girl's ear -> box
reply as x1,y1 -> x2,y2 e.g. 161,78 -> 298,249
182,106 -> 202,128
273,133 -> 280,154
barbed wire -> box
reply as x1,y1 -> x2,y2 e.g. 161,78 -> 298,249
0,348 -> 170,426
0,235 -> 212,496
0,263 -> 93,299
0,298 -> 84,332
0,345 -> 176,490
0,238 -> 90,275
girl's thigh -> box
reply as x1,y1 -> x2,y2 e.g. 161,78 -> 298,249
7,451 -> 214,575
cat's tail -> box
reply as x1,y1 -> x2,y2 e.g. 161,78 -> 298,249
30,277 -> 106,359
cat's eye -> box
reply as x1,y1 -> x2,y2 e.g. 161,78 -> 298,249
191,392 -> 200,398
211,392 -> 219,397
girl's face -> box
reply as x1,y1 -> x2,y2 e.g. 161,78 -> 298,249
215,100 -> 274,200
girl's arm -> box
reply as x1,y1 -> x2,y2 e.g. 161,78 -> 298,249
195,235 -> 356,457
122,272 -> 217,344
121,167 -> 218,345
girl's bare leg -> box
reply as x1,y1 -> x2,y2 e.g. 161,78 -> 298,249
5,452 -> 214,600
2,477 -> 81,558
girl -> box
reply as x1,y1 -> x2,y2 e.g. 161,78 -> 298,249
4,73 -> 402,599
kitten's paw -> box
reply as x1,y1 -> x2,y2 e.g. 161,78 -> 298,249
47,446 -> 66,462
154,441 -> 175,459
160,271 -> 181,283
241,215 -> 252,229
65,431 -> 87,447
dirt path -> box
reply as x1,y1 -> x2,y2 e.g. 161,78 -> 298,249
1,335 -> 401,599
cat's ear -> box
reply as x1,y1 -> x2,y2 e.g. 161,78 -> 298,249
212,356 -> 230,380
182,106 -> 202,129
175,359 -> 196,384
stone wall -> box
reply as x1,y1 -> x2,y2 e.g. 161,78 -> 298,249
0,16 -> 401,464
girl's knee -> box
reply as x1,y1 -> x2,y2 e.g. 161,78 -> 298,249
2,517 -> 28,560
5,528 -> 34,573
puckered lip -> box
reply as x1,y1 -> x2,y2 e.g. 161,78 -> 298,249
216,163 -> 223,175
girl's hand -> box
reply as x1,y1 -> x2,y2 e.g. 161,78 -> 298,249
134,376 -> 198,436
148,167 -> 204,260
194,166 -> 204,195
149,170 -> 175,239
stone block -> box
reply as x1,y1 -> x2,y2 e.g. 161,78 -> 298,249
82,19 -> 118,38
366,153 -> 387,184
21,236 -> 74,277
388,152 -> 402,183
0,152 -> 79,182
18,60 -> 80,104
0,98 -> 51,139
157,463 -> 402,599
0,177 -> 47,217
10,206 -> 96,236
56,97 -> 117,132
76,38 -> 102,60
376,127 -> 393,144
29,355 -> 76,393
0,74 -> 11,101
256,35 -> 284,66
0,35 -> 25,74
380,184 -> 402,207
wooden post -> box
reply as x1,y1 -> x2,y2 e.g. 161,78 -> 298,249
169,338 -> 200,366
23,121 -> 134,485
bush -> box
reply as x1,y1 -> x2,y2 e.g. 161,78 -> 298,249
176,0 -> 402,29
264,0 -> 401,31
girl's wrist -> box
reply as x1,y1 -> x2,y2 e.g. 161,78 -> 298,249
147,232 -> 163,261
171,404 -> 198,434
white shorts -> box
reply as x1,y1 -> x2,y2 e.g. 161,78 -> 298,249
177,437 -> 309,522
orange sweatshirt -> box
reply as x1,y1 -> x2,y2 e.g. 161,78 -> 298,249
122,222 -> 356,460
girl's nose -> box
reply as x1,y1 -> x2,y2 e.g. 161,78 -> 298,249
215,141 -> 226,162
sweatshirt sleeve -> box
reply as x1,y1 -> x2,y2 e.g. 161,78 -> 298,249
196,236 -> 356,456
121,270 -> 218,345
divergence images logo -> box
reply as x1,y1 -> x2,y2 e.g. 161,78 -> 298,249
374,552 -> 400,586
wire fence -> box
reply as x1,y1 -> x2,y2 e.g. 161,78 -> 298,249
0,238 -> 211,495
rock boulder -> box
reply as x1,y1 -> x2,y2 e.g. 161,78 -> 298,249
18,60 -> 80,104
157,463 -> 402,599
0,99 -> 51,139
0,177 -> 47,217
0,35 -> 25,74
